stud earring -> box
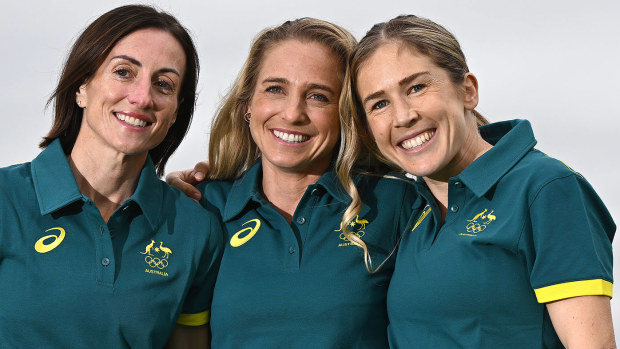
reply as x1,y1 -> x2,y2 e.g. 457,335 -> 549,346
77,100 -> 81,107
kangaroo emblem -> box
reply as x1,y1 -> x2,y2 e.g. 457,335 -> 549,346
140,240 -> 155,255
159,241 -> 172,259
468,209 -> 487,222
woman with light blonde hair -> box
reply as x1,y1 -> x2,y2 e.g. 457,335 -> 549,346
169,17 -> 416,347
349,14 -> 615,348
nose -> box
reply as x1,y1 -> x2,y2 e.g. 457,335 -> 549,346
393,98 -> 417,127
282,93 -> 307,124
127,78 -> 154,109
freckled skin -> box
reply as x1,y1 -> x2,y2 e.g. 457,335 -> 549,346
356,42 -> 484,181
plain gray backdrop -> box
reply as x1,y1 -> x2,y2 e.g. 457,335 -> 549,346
2,0 -> 619,339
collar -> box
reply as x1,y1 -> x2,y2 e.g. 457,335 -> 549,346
127,156 -> 163,230
223,160 -> 360,221
458,119 -> 537,197
31,139 -> 163,229
31,139 -> 84,215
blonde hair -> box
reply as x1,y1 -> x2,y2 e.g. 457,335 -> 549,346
347,15 -> 489,169
207,18 -> 380,271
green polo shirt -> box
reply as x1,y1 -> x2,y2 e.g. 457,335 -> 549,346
387,119 -> 615,348
0,139 -> 223,348
197,161 -> 416,348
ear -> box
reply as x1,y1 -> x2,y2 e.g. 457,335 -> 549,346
76,84 -> 88,108
462,72 -> 479,110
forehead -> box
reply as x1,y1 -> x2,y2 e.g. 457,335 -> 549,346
106,28 -> 186,74
258,39 -> 343,85
356,41 -> 442,94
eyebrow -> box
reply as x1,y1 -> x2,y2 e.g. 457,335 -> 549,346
261,77 -> 335,95
112,55 -> 181,77
362,71 -> 430,106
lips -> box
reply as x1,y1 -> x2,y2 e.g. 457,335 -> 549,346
115,112 -> 150,127
400,129 -> 435,150
272,129 -> 310,143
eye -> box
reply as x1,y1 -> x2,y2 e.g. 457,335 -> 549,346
371,100 -> 388,110
113,68 -> 131,79
409,84 -> 425,94
266,86 -> 284,94
309,93 -> 329,103
155,79 -> 174,94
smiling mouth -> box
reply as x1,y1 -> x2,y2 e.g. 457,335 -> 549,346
273,130 -> 310,143
115,113 -> 150,127
400,130 -> 435,150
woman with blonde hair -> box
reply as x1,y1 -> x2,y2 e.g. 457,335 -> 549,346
168,17 -> 416,347
349,14 -> 615,348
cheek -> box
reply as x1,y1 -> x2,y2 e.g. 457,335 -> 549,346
368,118 -> 389,146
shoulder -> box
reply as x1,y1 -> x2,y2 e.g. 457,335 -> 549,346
0,163 -> 34,199
508,149 -> 584,187
507,149 -> 605,207
354,172 -> 418,215
159,180 -> 220,223
196,179 -> 234,199
355,172 -> 415,190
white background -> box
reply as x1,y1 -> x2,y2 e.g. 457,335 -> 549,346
2,0 -> 619,339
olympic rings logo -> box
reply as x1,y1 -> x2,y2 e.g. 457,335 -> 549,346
339,230 -> 365,241
466,222 -> 486,234
145,256 -> 169,269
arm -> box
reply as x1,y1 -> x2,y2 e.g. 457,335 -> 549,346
165,161 -> 210,200
547,295 -> 615,349
165,324 -> 210,349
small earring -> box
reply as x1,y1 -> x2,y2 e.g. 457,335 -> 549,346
77,100 -> 81,107
244,112 -> 251,123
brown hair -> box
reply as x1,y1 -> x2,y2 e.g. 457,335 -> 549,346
41,4 -> 199,177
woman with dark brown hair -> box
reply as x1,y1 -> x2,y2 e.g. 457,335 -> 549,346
0,5 -> 222,348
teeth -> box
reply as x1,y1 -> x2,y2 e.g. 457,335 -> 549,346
273,130 -> 309,143
115,113 -> 147,127
401,130 -> 434,150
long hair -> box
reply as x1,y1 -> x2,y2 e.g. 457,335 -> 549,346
208,18 -> 384,271
207,17 -> 356,179
41,4 -> 199,177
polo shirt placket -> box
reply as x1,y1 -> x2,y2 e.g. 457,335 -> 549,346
200,161 -> 417,348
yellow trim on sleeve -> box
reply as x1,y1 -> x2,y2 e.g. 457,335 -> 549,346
177,310 -> 210,326
534,279 -> 613,303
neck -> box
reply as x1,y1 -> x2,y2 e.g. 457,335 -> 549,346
260,160 -> 324,223
69,136 -> 146,223
424,129 -> 492,221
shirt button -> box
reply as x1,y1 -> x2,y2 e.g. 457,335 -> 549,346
450,204 -> 459,212
288,246 -> 296,254
101,257 -> 110,266
99,226 -> 105,235
454,181 -> 464,188
311,188 -> 318,195
296,217 -> 306,225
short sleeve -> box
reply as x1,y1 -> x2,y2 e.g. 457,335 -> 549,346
177,213 -> 224,325
527,173 -> 615,303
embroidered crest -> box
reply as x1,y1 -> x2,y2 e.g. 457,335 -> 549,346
461,209 -> 496,236
141,240 -> 172,276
